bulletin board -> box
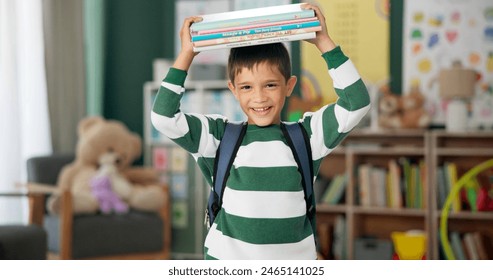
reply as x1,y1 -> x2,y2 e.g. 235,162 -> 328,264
402,0 -> 493,125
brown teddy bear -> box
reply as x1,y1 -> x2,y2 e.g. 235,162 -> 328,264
47,116 -> 165,215
378,85 -> 430,129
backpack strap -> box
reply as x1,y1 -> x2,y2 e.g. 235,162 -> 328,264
207,121 -> 247,227
280,122 -> 316,230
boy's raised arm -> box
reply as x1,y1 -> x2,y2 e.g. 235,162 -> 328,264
173,16 -> 202,71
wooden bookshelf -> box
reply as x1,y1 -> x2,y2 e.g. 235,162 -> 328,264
429,130 -> 493,260
316,128 -> 493,260
317,128 -> 430,259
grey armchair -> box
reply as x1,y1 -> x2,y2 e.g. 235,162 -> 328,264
26,154 -> 171,260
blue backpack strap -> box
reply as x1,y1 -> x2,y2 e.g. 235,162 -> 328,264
207,121 -> 247,227
280,122 -> 316,228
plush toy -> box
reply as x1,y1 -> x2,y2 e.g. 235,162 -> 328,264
90,153 -> 130,214
378,85 -> 402,129
48,116 -> 165,215
378,85 -> 431,129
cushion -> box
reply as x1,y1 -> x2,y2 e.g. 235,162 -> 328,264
44,210 -> 164,259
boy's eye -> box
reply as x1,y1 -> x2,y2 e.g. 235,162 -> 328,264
240,85 -> 251,90
266,83 -> 278,88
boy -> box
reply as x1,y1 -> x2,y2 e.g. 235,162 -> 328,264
151,4 -> 370,259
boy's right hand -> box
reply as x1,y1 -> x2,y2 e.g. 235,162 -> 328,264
173,16 -> 203,71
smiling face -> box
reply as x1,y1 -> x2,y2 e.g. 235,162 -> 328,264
228,62 -> 297,126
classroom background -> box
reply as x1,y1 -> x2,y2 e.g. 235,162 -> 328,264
1,0 -> 492,260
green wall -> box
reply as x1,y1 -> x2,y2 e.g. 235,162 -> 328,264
103,0 -> 175,163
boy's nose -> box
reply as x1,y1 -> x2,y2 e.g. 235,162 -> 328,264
252,88 -> 268,102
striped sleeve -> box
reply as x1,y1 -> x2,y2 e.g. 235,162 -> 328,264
301,46 -> 371,162
150,68 -> 227,164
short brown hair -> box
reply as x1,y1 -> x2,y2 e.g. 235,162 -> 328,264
227,43 -> 291,85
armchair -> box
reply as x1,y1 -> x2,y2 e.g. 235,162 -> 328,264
26,154 -> 171,260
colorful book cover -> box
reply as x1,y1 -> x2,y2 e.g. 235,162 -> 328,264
152,147 -> 169,171
193,26 -> 320,47
192,20 -> 320,42
193,32 -> 316,52
191,10 -> 315,32
170,147 -> 188,173
370,167 -> 387,208
171,174 -> 188,199
399,157 -> 412,208
195,17 -> 317,35
172,201 -> 188,229
444,162 -> 461,212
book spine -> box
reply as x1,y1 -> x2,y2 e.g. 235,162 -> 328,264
193,32 -> 316,52
193,26 -> 321,48
195,17 -> 317,35
192,20 -> 320,42
198,3 -> 305,22
191,10 -> 315,32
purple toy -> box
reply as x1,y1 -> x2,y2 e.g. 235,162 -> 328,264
90,175 -> 129,214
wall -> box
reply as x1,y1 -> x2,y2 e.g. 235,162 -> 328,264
103,0 -> 175,163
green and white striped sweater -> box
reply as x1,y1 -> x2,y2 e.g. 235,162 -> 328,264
151,46 -> 370,260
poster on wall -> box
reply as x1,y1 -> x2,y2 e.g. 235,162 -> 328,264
298,0 -> 389,123
403,0 -> 493,126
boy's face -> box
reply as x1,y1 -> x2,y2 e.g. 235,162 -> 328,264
228,62 -> 297,126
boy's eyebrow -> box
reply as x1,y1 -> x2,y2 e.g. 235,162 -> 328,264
235,81 -> 251,86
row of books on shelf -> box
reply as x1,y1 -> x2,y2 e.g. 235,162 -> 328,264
190,3 -> 321,51
357,158 -> 426,209
150,90 -> 245,143
316,157 -> 427,208
444,231 -> 493,260
317,215 -> 347,260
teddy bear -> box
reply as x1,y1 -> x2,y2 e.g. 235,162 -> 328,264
378,85 -> 430,129
47,116 -> 166,215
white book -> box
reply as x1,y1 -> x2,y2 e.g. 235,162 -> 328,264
198,3 -> 306,23
193,32 -> 315,52
358,164 -> 372,207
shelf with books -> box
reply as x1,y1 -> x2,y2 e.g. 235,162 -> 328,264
429,130 -> 493,260
315,128 -> 430,260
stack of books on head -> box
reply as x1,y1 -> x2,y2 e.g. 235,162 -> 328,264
190,3 -> 321,52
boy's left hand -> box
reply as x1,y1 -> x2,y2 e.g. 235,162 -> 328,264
301,3 -> 336,53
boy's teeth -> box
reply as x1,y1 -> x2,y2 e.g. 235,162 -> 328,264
253,107 -> 269,112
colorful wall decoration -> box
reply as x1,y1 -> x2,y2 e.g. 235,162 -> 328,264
403,0 -> 493,125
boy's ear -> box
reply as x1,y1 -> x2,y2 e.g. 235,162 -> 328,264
286,75 -> 297,97
228,80 -> 238,99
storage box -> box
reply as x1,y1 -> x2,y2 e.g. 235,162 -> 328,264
354,237 -> 393,260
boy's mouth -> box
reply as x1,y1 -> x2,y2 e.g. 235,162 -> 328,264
251,106 -> 272,115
